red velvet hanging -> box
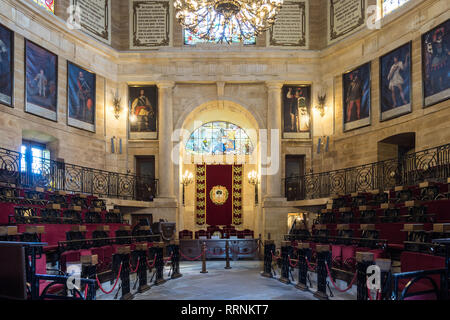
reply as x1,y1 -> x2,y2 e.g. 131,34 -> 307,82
205,165 -> 233,226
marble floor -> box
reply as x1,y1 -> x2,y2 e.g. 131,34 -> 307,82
96,260 -> 357,300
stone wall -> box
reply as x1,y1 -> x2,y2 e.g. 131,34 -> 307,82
0,0 -> 449,246
313,0 -> 450,172
54,0 -> 325,50
0,4 -> 113,168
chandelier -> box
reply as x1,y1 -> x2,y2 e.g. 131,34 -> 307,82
174,0 -> 284,44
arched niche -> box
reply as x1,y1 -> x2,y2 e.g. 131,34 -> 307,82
22,130 -> 59,159
377,132 -> 415,161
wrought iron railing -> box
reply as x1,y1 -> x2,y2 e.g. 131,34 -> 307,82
0,147 -> 158,201
283,143 -> 450,201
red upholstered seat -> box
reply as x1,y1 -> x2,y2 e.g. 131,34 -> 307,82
101,246 -> 113,271
400,251 -> 445,272
308,242 -> 317,262
15,223 -> 130,250
111,244 -> 121,253
179,230 -> 193,239
90,247 -> 106,272
195,230 -> 211,239
331,244 -> 343,267
0,202 -> 15,224
35,255 -> 65,296
207,226 -> 223,237
112,244 -> 134,253
60,249 -> 92,272
368,249 -> 384,260
398,251 -> 446,299
342,245 -> 357,270
222,228 -> 235,238
228,229 -> 237,238
355,247 -> 385,260
388,243 -> 404,250
242,229 -> 254,238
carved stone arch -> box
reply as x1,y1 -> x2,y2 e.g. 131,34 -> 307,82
174,94 -> 265,132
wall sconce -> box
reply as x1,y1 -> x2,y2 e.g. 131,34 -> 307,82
315,92 -> 327,117
111,90 -> 122,120
181,170 -> 193,206
248,170 -> 258,205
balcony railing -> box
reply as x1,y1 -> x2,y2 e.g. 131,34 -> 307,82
0,147 -> 158,201
283,143 -> 450,201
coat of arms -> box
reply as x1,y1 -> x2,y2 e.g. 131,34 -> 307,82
210,185 -> 229,205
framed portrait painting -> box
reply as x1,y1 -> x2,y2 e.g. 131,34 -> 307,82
25,39 -> 58,121
379,42 -> 412,121
0,24 -> 14,107
342,62 -> 371,132
128,86 -> 158,140
67,61 -> 96,132
282,85 -> 311,139
422,19 -> 450,107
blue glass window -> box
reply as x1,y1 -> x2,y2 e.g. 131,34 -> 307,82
21,142 -> 50,174
185,121 -> 253,155
382,0 -> 410,17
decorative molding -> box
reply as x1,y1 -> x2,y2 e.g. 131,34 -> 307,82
157,81 -> 176,90
216,82 -> 225,98
265,81 -> 284,90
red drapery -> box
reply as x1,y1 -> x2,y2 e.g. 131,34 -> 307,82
195,164 -> 243,226
205,165 -> 233,226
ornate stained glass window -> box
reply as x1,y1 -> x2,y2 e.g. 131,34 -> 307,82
185,121 -> 253,155
32,0 -> 55,13
382,0 -> 410,17
184,29 -> 256,45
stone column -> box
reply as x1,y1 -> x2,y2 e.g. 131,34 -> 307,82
158,81 -> 176,199
265,81 -> 283,198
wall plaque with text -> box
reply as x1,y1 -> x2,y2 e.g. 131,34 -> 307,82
328,0 -> 366,44
71,0 -> 111,44
268,0 -> 308,47
130,0 -> 171,49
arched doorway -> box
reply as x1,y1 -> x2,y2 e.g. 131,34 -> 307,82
377,132 -> 416,186
377,132 -> 416,161
176,100 -> 262,236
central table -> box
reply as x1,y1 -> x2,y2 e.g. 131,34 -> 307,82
180,238 -> 260,261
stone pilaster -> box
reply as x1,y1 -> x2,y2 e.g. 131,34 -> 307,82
265,81 -> 284,199
157,81 -> 176,199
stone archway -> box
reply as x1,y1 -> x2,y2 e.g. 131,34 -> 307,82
175,100 -> 263,235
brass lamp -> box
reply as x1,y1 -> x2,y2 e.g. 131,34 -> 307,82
248,170 -> 258,205
315,92 -> 327,117
181,170 -> 193,206
111,90 -> 122,120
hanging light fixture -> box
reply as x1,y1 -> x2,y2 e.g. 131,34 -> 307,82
174,0 -> 284,44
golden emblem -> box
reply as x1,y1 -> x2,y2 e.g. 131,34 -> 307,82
210,185 -> 229,205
